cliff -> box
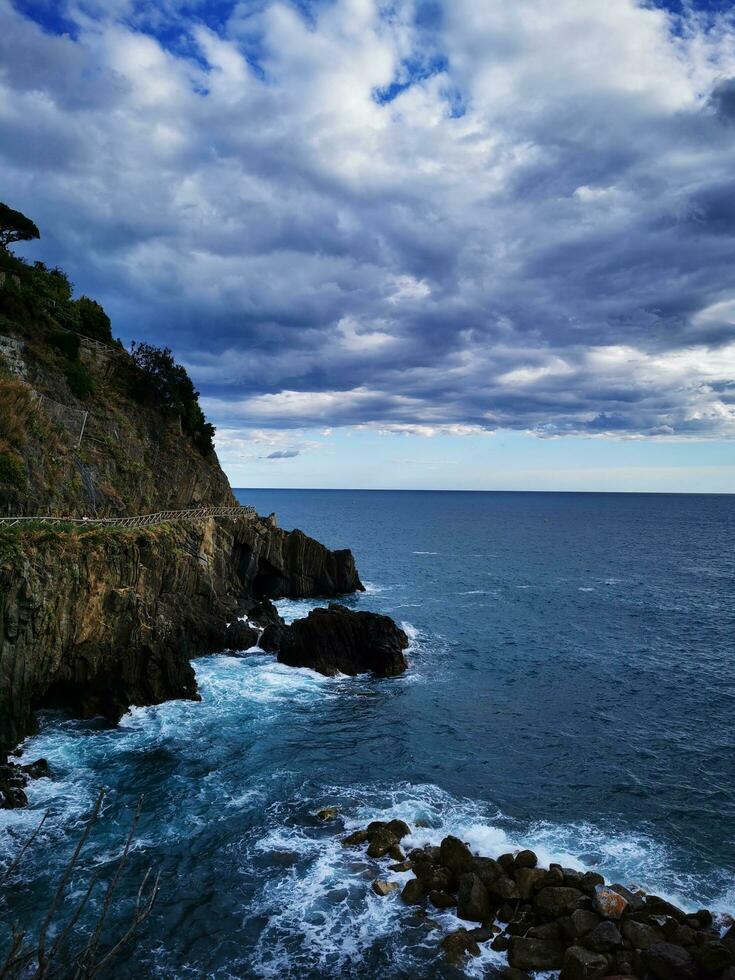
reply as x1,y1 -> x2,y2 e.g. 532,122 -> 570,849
0,256 -> 364,762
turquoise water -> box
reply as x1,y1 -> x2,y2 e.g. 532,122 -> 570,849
2,490 -> 734,977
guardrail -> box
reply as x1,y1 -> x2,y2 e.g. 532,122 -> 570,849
0,505 -> 258,530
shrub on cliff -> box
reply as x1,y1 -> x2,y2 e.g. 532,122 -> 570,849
64,361 -> 94,399
75,295 -> 112,342
129,341 -> 216,455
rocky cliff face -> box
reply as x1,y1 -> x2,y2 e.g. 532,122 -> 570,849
0,515 -> 364,756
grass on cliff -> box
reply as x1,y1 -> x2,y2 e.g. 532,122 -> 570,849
0,522 -> 185,565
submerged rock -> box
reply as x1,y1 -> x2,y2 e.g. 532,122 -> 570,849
440,928 -> 481,963
371,880 -> 399,897
272,604 -> 409,678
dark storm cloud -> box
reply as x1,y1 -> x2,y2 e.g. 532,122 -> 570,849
1,0 -> 734,440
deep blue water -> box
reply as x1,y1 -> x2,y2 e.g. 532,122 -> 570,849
2,490 -> 734,978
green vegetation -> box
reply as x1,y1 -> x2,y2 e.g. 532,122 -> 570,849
64,361 -> 94,399
0,450 -> 26,489
0,202 -> 39,251
130,342 -> 216,455
49,328 -> 81,360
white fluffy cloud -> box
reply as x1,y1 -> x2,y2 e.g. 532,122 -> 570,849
1,0 -> 735,438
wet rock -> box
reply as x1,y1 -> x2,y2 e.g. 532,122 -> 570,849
457,873 -> 492,923
245,598 -> 282,630
644,941 -> 698,980
528,921 -> 562,941
579,872 -> 605,895
429,890 -> 456,910
497,903 -> 515,924
401,878 -> 428,905
621,918 -> 662,950
488,875 -> 520,902
560,945 -> 610,980
371,880 -> 399,897
223,620 -> 259,651
515,849 -> 538,869
610,882 -> 645,912
275,604 -> 409,677
507,912 -> 536,935
544,865 -> 565,886
583,920 -> 622,952
439,836 -> 475,877
498,853 -> 516,873
316,807 -> 340,822
341,829 -> 369,848
637,896 -> 687,924
693,940 -> 732,974
593,884 -> 628,920
474,855 -> 502,884
367,829 -> 398,858
515,867 -> 546,899
508,936 -> 565,971
535,886 -> 585,919
469,926 -> 496,943
387,844 -> 405,862
385,819 -> 411,840
388,861 -> 413,873
20,758 -> 51,779
440,928 -> 481,963
491,933 -> 510,952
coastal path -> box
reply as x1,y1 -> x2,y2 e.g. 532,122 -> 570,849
0,505 -> 257,530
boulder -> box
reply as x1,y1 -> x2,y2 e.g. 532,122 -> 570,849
488,875 -> 520,902
367,829 -> 398,858
341,829 -> 369,848
515,849 -> 538,869
223,620 -> 259,651
440,928 -> 481,963
583,920 -> 622,952
401,878 -> 428,905
438,836 -> 475,876
316,807 -> 340,822
621,918 -> 662,950
515,867 -> 546,899
535,886 -> 585,919
560,945 -> 610,980
372,880 -> 399,897
644,941 -> 698,980
457,873 -> 492,923
593,884 -> 628,920
429,890 -> 456,910
508,937 -> 565,971
388,861 -> 413,873
528,922 -> 562,941
20,758 -> 51,779
275,604 -> 409,677
693,941 -> 732,974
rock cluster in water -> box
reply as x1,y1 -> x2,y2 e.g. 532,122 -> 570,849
341,820 -> 735,979
0,758 -> 50,809
260,602 -> 409,677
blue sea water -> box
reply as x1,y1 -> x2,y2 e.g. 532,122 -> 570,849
2,490 -> 735,978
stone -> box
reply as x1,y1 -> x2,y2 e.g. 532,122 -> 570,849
457,873 -> 492,923
429,890 -> 456,910
515,849 -> 538,869
469,926 -> 496,942
644,941 -> 698,980
385,819 -> 411,840
491,934 -> 510,952
583,920 -> 622,952
275,604 -> 408,677
593,884 -> 628,920
223,620 -> 259,651
388,861 -> 413,873
515,867 -> 546,899
621,918 -> 662,950
440,928 -> 481,963
367,829 -> 398,858
341,830 -> 369,848
498,853 -> 516,873
438,836 -> 475,877
474,855 -> 502,884
528,922 -> 562,940
560,945 -> 610,980
508,937 -> 565,971
544,865 -> 565,886
488,875 -> 520,902
610,883 -> 645,912
401,878 -> 428,905
568,909 -> 601,938
507,912 -> 536,935
20,758 -> 51,779
579,872 -> 605,895
316,807 -> 340,822
693,941 -> 732,974
535,886 -> 585,919
371,880 -> 399,897
387,844 -> 405,862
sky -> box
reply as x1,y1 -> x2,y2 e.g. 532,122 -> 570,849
1,0 -> 734,491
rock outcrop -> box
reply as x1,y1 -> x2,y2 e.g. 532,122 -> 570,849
338,821 -> 735,979
0,516 -> 364,757
260,603 -> 409,677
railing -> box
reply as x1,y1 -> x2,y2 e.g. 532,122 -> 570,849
0,505 -> 257,530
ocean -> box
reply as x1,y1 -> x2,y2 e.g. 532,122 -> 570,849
2,490 -> 734,977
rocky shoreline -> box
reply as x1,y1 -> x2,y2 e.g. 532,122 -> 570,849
337,818 -> 734,979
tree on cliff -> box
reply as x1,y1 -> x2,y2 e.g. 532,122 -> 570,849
129,341 -> 216,454
0,203 -> 40,253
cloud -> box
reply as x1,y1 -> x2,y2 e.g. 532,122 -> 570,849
1,0 -> 735,440
265,449 -> 300,458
